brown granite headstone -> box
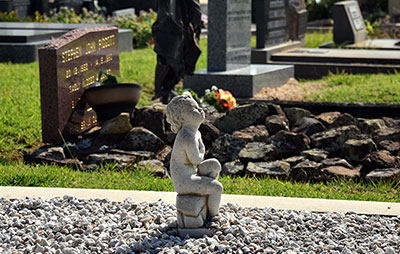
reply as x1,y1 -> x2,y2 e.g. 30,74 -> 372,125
39,26 -> 120,144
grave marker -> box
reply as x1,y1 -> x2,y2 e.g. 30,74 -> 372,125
39,26 -> 120,144
333,0 -> 367,45
184,0 -> 293,98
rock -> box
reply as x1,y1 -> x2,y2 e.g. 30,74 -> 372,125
132,105 -> 168,142
283,156 -> 306,166
100,113 -> 133,135
199,121 -> 221,149
233,125 -> 269,143
342,139 -> 377,162
315,111 -> 341,127
329,113 -> 356,128
246,161 -> 290,176
137,159 -> 165,176
109,149 -> 153,160
320,166 -> 360,180
322,158 -> 354,169
365,168 -> 400,180
283,107 -> 313,126
311,125 -> 361,154
222,161 -> 245,175
357,118 -> 387,135
176,195 -> 207,228
361,150 -> 400,176
373,128 -> 400,144
155,145 -> 172,163
270,131 -> 310,158
119,127 -> 166,152
35,146 -> 66,161
292,117 -> 326,137
238,142 -> 278,161
301,149 -> 328,162
265,115 -> 289,135
213,103 -> 270,133
383,117 -> 400,128
291,160 -> 322,181
266,103 -> 286,117
209,134 -> 247,164
378,140 -> 400,155
85,153 -> 136,166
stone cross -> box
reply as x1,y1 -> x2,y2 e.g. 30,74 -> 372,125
166,94 -> 223,238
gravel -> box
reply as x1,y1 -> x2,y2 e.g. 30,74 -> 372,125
0,196 -> 399,254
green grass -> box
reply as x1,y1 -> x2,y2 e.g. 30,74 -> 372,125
305,31 -> 332,48
1,162 -> 399,202
305,72 -> 400,104
0,32 -> 399,203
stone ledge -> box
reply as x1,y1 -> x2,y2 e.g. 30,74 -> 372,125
1,186 -> 399,216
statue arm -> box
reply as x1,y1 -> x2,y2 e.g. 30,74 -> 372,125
185,138 -> 204,165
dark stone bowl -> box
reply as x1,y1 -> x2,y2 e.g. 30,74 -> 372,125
84,83 -> 142,122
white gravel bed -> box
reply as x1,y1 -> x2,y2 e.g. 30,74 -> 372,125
0,196 -> 399,254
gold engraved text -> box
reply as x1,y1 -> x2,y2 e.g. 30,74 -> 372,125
61,46 -> 82,63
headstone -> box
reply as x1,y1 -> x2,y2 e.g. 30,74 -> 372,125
333,0 -> 367,45
112,8 -> 135,17
251,0 -> 305,64
0,0 -> 31,17
389,0 -> 400,21
255,0 -> 289,49
208,0 -> 252,72
184,0 -> 294,98
39,26 -> 120,144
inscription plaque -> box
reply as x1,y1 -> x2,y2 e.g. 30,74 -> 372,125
333,1 -> 367,45
256,0 -> 290,49
208,0 -> 251,71
39,26 -> 120,144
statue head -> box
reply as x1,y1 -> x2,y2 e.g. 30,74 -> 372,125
166,93 -> 204,133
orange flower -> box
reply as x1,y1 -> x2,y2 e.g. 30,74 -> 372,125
217,89 -> 236,110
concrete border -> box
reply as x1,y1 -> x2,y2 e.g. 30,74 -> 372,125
1,186 -> 399,216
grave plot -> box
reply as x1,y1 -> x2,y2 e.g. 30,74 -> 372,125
183,0 -> 294,98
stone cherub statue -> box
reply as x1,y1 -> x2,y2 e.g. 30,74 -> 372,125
166,94 -> 223,237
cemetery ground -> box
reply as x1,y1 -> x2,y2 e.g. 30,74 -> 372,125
1,33 -> 400,203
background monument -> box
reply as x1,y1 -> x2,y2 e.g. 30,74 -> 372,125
184,0 -> 293,98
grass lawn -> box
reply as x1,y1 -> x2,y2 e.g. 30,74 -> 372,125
0,32 -> 399,202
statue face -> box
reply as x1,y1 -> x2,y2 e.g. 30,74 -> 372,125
182,98 -> 205,125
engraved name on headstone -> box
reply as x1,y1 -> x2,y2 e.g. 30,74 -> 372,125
256,0 -> 289,49
333,1 -> 367,45
39,26 -> 120,143
208,0 -> 252,71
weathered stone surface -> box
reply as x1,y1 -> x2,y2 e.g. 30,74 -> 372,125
209,134 -> 247,164
233,125 -> 269,143
291,160 -> 322,181
155,145 -> 172,163
137,159 -> 165,176
378,140 -> 400,155
270,130 -> 310,158
85,153 -> 136,166
100,113 -> 133,135
176,195 -> 207,228
361,150 -> 400,176
238,142 -> 278,161
315,111 -> 341,127
222,161 -> 245,175
373,128 -> 400,144
321,166 -> 360,179
301,148 -> 328,162
292,117 -> 326,137
283,107 -> 313,126
266,103 -> 286,118
283,156 -> 306,166
246,161 -> 291,176
365,168 -> 400,180
330,113 -> 356,128
357,118 -> 387,135
132,105 -> 167,142
322,157 -> 354,169
265,115 -> 289,135
119,127 -> 166,152
383,117 -> 400,128
311,125 -> 361,154
34,146 -> 66,161
213,103 -> 270,133
342,138 -> 377,162
199,121 -> 221,149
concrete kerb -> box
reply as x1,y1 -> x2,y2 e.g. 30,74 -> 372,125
0,186 -> 399,216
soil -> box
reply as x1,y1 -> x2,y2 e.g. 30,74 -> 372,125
254,78 -> 325,101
